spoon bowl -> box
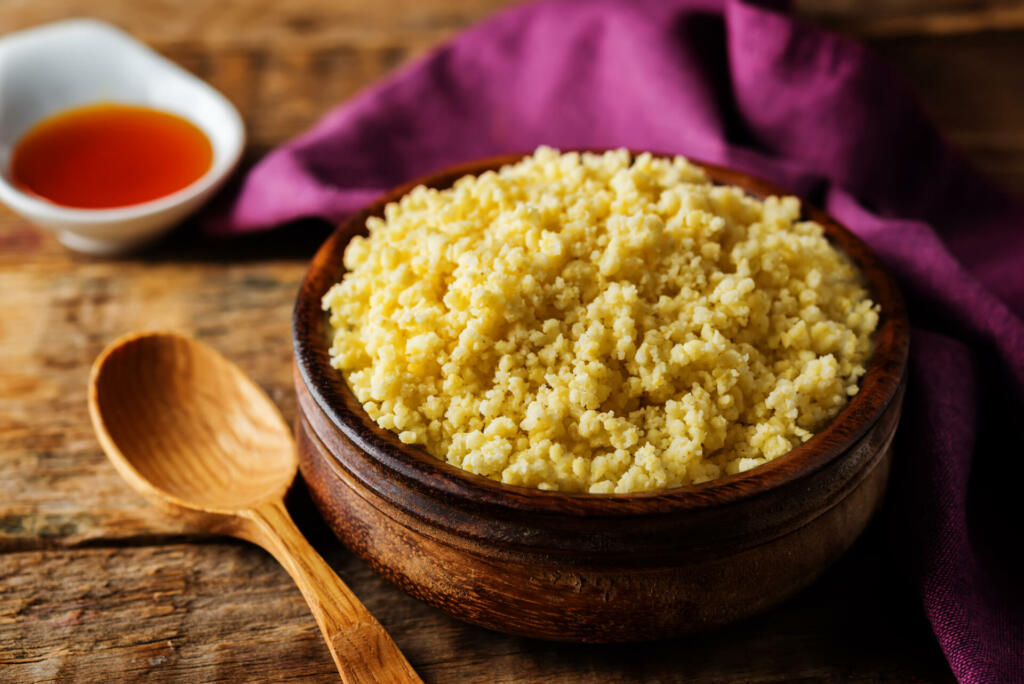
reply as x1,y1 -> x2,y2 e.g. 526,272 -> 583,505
89,331 -> 421,683
91,332 -> 295,515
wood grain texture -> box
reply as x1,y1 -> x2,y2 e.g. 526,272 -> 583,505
248,500 -> 422,684
0,543 -> 339,682
89,332 -> 421,682
2,0 -> 1020,679
797,0 -> 1024,36
0,0 -> 520,159
2,0 -> 1021,189
0,528 -> 956,683
0,249 -> 308,551
89,332 -> 297,514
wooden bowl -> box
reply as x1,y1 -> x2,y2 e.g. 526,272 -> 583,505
292,152 -> 910,643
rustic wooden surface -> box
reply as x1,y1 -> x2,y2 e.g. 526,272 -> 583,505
2,0 -> 1021,680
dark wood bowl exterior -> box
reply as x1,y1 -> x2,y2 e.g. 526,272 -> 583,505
292,152 -> 910,642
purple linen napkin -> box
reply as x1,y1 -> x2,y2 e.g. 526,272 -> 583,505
216,1 -> 1024,680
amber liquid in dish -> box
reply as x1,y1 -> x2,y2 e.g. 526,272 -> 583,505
10,103 -> 213,209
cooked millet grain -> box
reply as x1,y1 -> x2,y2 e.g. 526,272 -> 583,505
324,147 -> 878,493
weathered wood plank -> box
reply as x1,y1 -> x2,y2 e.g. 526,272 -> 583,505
0,522 -> 954,682
0,221 -> 317,551
0,541 -> 336,681
797,0 -> 1024,36
0,0 -> 517,47
4,0 -> 1020,43
0,0 -> 518,158
4,0 -> 1023,188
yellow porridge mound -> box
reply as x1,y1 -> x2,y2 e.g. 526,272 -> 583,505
323,147 -> 878,493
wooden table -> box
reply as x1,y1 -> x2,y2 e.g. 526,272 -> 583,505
3,1 -> 1020,681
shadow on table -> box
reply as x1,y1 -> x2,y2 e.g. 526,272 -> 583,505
499,522 -> 954,683
283,477 -> 953,683
127,215 -> 334,264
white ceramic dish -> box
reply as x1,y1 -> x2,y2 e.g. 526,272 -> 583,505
0,19 -> 245,254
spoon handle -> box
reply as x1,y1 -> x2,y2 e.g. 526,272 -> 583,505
247,499 -> 423,684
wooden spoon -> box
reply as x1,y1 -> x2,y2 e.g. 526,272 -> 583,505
88,331 -> 422,684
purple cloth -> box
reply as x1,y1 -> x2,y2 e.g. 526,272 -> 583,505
215,1 -> 1024,680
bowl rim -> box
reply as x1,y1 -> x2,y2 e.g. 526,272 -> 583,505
293,150 -> 910,516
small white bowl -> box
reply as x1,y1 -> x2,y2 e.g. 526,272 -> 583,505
0,19 -> 245,255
